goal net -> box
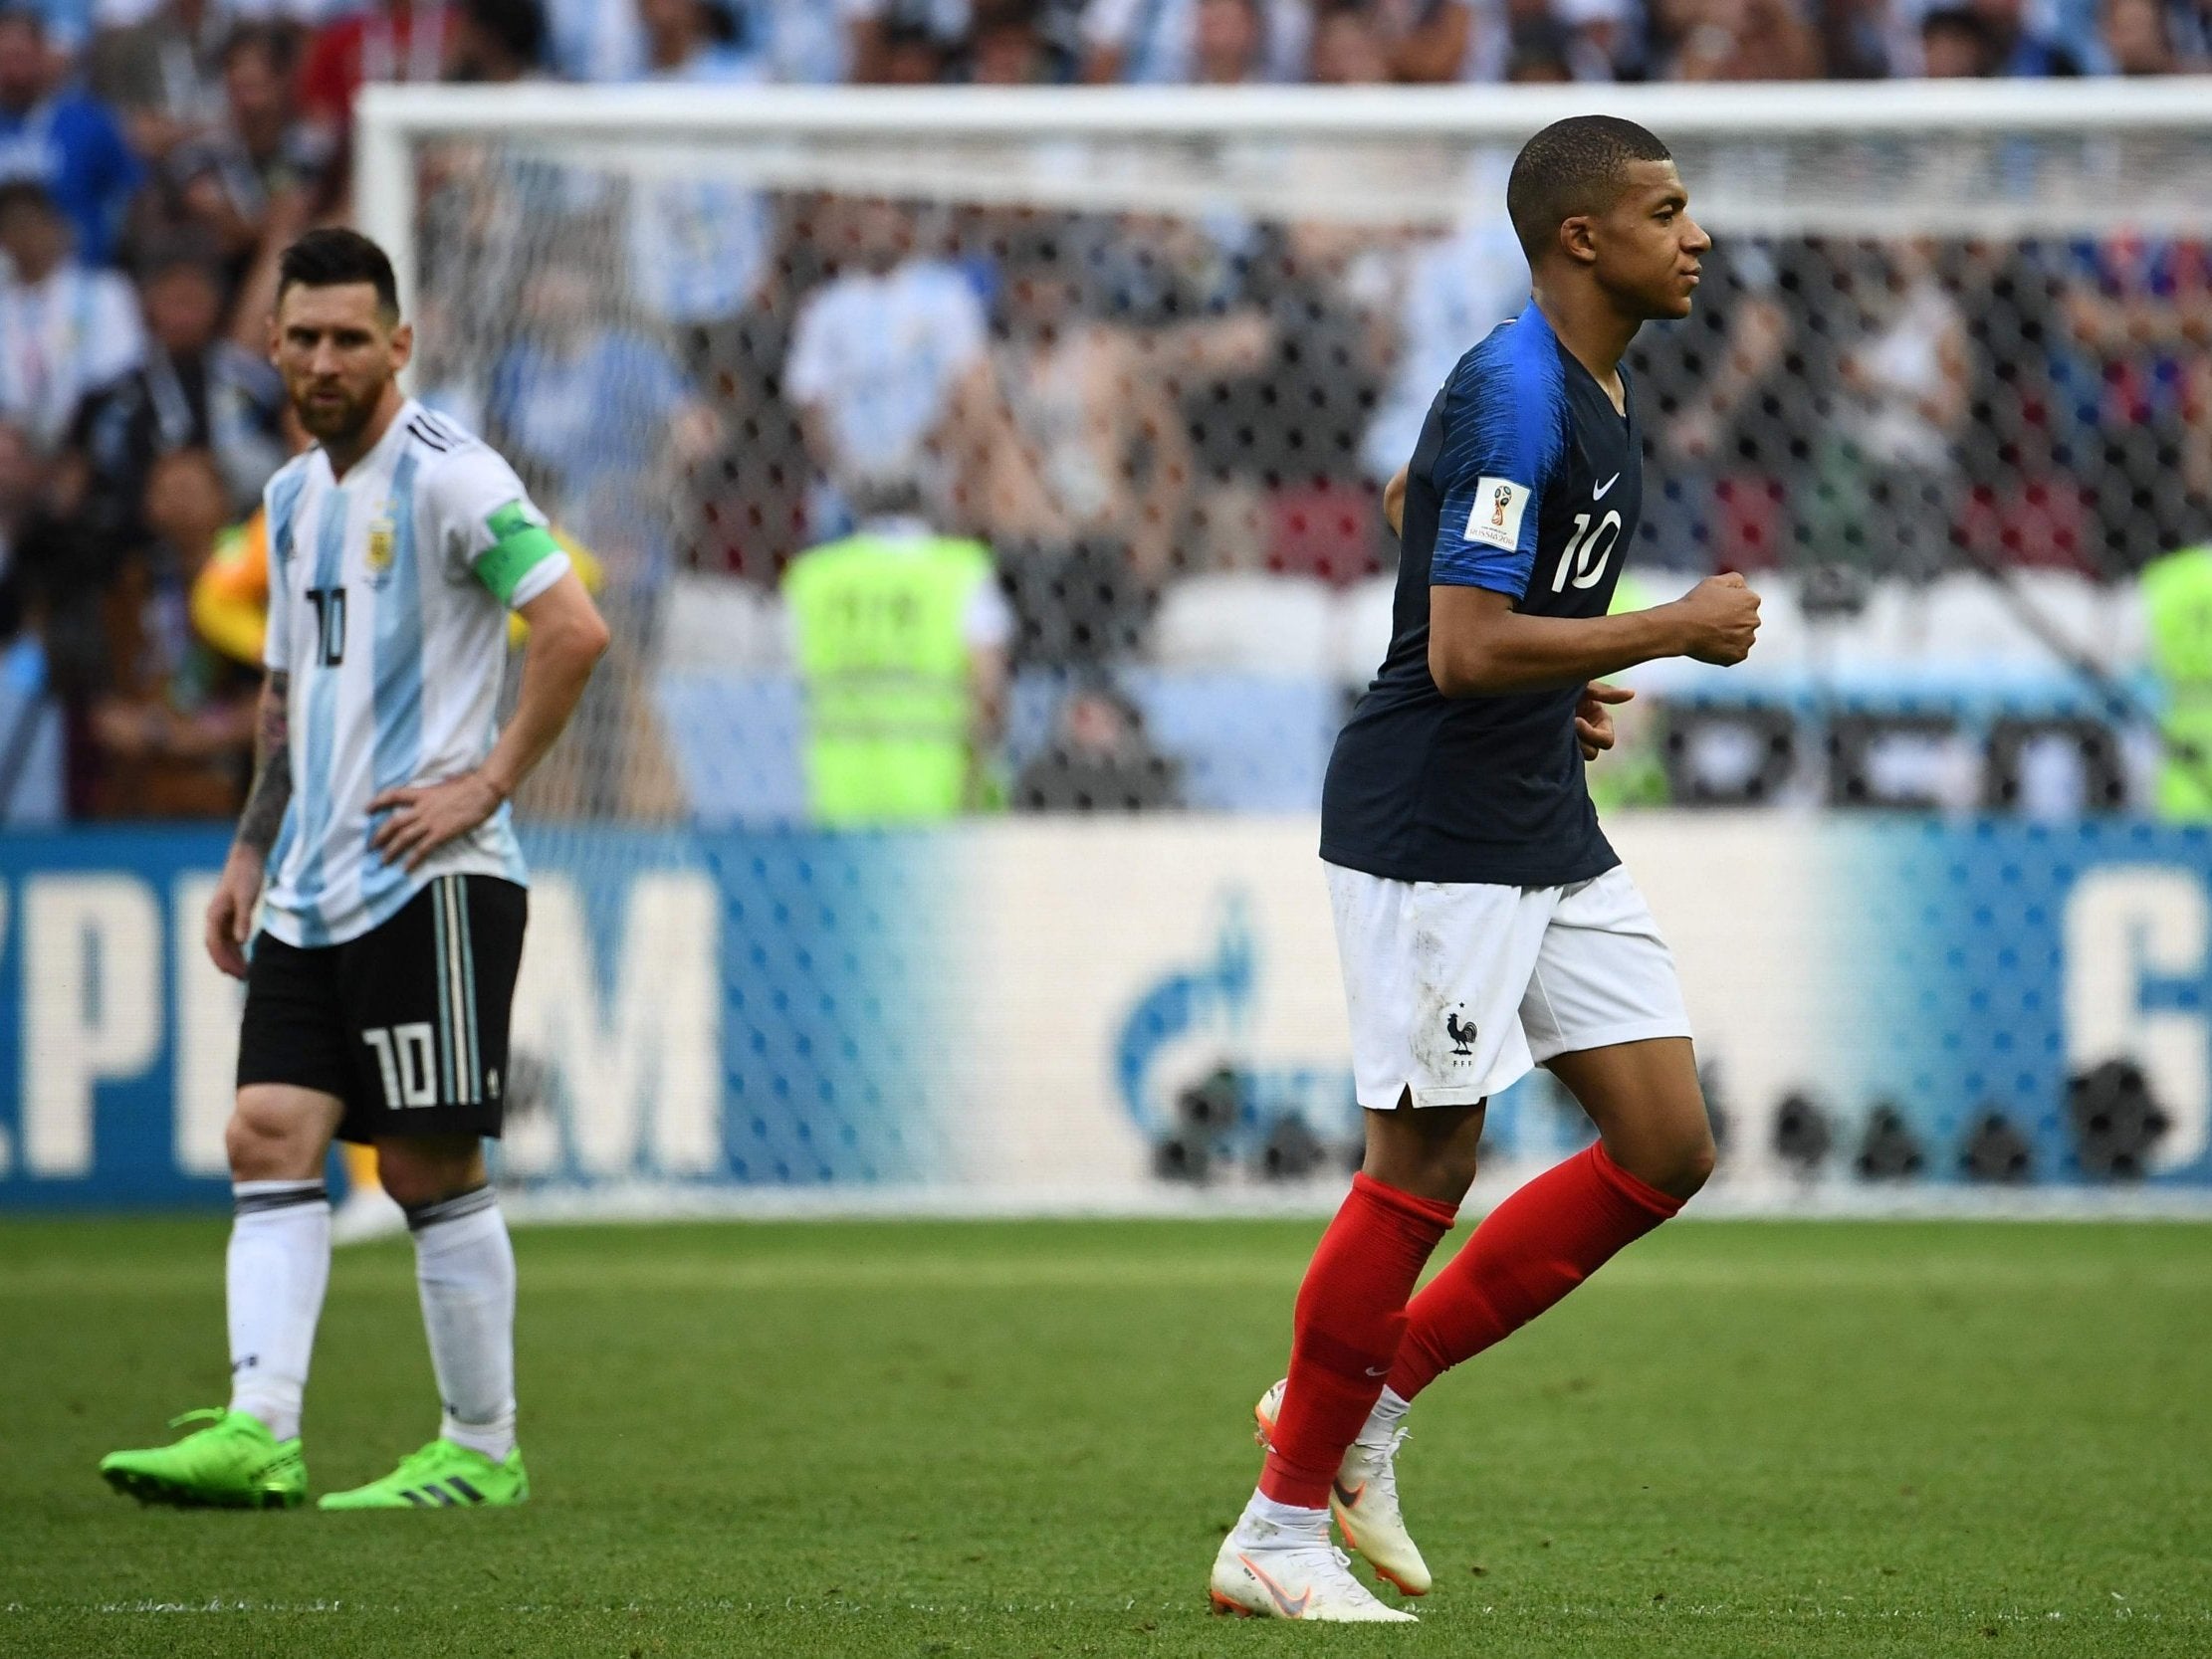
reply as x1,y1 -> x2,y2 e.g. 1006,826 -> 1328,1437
357,82 -> 2212,1214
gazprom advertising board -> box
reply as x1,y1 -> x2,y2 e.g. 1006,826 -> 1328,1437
1,817 -> 2207,1213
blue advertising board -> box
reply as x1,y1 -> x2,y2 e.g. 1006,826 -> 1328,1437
1,817 -> 2208,1212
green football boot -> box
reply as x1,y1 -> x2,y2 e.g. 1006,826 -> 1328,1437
318,1438 -> 529,1511
99,1408 -> 307,1509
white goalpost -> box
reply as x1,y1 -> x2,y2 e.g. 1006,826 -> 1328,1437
359,78 -> 2212,278
351,81 -> 2212,1218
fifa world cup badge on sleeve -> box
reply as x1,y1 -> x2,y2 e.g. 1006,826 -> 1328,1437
1468,478 -> 1529,551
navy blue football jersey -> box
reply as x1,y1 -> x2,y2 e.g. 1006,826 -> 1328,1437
1321,302 -> 1643,886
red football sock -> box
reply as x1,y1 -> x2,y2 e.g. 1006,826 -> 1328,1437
1387,1141 -> 1682,1402
1258,1172 -> 1458,1510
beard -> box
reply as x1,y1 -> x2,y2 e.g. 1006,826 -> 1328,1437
293,381 -> 384,444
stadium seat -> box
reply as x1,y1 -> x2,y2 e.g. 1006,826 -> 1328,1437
1713,475 -> 1789,569
1008,668 -> 1340,812
661,573 -> 791,674
1129,671 -> 1341,811
1152,573 -> 1334,675
1958,480 -> 2095,574
1332,575 -> 1398,687
653,672 -> 806,825
1266,479 -> 1384,583
661,664 -> 1341,820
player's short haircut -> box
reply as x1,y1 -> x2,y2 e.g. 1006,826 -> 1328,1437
278,228 -> 401,321
1505,115 -> 1673,265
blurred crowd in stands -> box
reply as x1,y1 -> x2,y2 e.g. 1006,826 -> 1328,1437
0,0 -> 2201,827
36,0 -> 2191,90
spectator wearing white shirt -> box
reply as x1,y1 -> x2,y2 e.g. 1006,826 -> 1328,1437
0,179 -> 141,452
1810,238 -> 1971,584
624,0 -> 797,575
1550,0 -> 1639,76
543,0 -> 643,80
638,0 -> 752,79
784,196 -> 988,529
954,216 -> 1192,654
1082,0 -> 1310,83
549,0 -> 890,83
734,0 -> 890,82
625,0 -> 769,364
1361,209 -> 1524,485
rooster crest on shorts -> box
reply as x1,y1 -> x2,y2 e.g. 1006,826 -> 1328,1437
1444,1007 -> 1477,1056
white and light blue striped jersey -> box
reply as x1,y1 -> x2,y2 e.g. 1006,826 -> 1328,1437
259,400 -> 570,948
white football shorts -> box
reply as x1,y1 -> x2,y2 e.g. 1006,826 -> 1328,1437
1325,862 -> 1692,1112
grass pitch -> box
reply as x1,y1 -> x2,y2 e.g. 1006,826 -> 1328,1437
3,1215 -> 2208,1658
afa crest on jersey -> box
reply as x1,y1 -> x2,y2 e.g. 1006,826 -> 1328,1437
363,509 -> 397,586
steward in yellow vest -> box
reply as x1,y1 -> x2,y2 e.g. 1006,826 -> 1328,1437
783,518 -> 1009,824
2142,543 -> 2212,820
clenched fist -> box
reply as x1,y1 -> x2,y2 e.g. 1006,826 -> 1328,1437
1670,572 -> 1761,667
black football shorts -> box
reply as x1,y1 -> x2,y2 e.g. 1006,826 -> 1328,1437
237,874 -> 527,1144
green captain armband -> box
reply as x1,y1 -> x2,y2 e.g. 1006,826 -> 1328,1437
474,500 -> 562,604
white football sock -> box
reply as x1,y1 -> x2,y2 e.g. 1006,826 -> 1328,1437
1238,1489 -> 1331,1541
1360,1386 -> 1412,1444
226,1179 -> 331,1443
407,1186 -> 517,1462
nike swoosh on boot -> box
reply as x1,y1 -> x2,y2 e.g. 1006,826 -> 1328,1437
1238,1555 -> 1313,1618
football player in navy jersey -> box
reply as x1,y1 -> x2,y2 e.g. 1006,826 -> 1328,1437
1210,116 -> 1761,1623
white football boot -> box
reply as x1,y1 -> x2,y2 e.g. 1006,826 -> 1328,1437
1209,1513 -> 1418,1622
329,1184 -> 406,1246
1255,1378 -> 1434,1596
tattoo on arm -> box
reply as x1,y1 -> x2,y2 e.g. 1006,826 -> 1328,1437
237,672 -> 292,857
